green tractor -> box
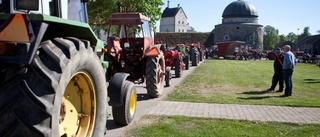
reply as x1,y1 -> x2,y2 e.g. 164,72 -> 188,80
0,0 -> 136,136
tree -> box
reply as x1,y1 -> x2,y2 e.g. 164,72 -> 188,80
287,32 -> 297,43
87,0 -> 164,31
298,26 -> 311,40
279,34 -> 287,42
317,29 -> 320,34
190,27 -> 196,32
263,25 -> 280,50
87,0 -> 118,25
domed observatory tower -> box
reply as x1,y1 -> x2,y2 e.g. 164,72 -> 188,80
214,0 -> 263,51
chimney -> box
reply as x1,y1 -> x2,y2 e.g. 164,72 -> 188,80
167,1 -> 170,8
178,4 -> 180,8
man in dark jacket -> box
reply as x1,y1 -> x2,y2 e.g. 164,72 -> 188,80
267,47 -> 284,92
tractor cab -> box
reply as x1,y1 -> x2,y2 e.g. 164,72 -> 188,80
106,13 -> 154,57
0,0 -> 89,23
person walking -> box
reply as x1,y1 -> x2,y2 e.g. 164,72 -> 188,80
267,47 -> 284,92
281,45 -> 296,97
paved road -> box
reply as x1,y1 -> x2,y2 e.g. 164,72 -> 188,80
147,101 -> 320,124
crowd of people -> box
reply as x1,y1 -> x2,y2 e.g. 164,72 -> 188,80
206,46 -> 267,60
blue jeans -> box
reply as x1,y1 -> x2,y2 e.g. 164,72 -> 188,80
283,69 -> 293,96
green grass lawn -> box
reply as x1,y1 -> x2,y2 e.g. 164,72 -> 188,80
122,60 -> 320,137
123,115 -> 320,137
166,59 -> 320,107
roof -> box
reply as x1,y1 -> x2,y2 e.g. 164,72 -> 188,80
222,0 -> 258,18
275,41 -> 293,47
162,7 -> 187,18
107,13 -> 149,25
306,35 -> 320,44
216,41 -> 245,45
298,35 -> 320,45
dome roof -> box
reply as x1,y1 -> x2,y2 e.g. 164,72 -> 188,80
222,0 -> 258,18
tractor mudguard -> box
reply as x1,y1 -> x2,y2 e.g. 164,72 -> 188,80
0,14 -> 48,65
108,72 -> 130,107
145,44 -> 162,57
174,52 -> 181,60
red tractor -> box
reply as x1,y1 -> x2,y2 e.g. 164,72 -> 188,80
105,13 -> 167,98
164,46 -> 184,78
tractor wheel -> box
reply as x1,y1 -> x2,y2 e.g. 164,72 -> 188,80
112,80 -> 137,126
0,37 -> 107,137
199,50 -> 203,61
174,59 -> 181,77
191,49 -> 198,66
146,52 -> 165,98
184,54 -> 190,70
197,52 -> 200,63
165,67 -> 171,87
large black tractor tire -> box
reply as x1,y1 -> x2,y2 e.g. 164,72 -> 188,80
165,67 -> 171,87
0,37 -> 107,137
145,52 -> 165,98
191,49 -> 198,66
112,80 -> 137,126
184,54 -> 190,70
174,59 -> 182,78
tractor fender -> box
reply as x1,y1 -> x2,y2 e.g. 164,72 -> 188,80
174,52 -> 181,60
107,72 -> 130,107
0,14 -> 48,65
145,44 -> 162,57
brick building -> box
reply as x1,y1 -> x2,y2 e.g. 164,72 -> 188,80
214,0 -> 263,51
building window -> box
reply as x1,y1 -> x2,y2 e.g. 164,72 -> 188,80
178,21 -> 180,24
182,29 -> 184,32
178,29 -> 180,32
224,35 -> 230,41
237,27 -> 239,29
182,21 -> 184,24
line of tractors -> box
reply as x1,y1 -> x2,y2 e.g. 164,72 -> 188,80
163,42 -> 205,86
0,1 -> 204,136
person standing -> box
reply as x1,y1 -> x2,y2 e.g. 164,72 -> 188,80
281,45 -> 296,97
267,47 -> 284,92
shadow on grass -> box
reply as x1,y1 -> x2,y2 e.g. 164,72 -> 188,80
240,90 -> 270,95
237,96 -> 271,100
303,79 -> 320,83
238,94 -> 289,100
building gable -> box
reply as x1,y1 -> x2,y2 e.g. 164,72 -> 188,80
162,7 -> 187,19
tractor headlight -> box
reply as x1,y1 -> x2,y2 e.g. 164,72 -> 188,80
120,60 -> 125,66
124,42 -> 130,48
15,0 -> 39,11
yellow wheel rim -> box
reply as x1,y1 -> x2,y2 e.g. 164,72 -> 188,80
129,90 -> 136,116
59,71 -> 96,137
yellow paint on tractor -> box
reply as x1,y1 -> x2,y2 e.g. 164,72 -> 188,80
0,14 -> 32,43
129,90 -> 136,116
60,71 -> 97,137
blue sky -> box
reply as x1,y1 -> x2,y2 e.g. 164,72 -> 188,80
156,0 -> 319,35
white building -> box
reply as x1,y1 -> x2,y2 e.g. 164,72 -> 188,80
160,1 -> 188,32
